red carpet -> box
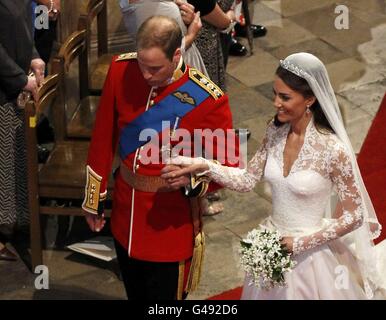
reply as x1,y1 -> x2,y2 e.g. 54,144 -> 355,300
207,287 -> 242,300
206,93 -> 386,299
357,92 -> 386,244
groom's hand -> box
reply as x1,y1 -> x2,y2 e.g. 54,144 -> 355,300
161,165 -> 190,190
84,212 -> 106,232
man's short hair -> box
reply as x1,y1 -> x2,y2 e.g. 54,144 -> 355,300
137,15 -> 182,61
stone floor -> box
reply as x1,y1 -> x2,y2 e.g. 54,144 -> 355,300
1,0 -> 386,300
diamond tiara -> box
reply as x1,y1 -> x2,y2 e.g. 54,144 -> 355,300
280,60 -> 311,80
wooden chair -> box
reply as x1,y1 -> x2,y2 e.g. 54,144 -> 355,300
26,73 -> 86,269
27,47 -> 115,271
78,0 -> 113,95
51,29 -> 100,140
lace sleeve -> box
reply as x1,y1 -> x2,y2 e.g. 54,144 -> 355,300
292,143 -> 364,255
205,126 -> 271,192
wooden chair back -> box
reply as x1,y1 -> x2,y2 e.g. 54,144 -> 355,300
51,29 -> 89,140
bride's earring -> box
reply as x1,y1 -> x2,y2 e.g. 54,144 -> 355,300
306,105 -> 311,115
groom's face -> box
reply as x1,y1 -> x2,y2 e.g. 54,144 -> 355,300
137,46 -> 181,87
273,76 -> 313,123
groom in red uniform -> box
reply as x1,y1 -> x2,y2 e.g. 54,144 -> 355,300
82,15 -> 238,300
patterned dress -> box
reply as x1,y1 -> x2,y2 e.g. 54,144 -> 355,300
0,103 -> 29,229
195,0 -> 234,91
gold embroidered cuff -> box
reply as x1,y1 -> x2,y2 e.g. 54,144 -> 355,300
82,165 -> 107,215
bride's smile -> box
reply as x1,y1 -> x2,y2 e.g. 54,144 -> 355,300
273,76 -> 314,125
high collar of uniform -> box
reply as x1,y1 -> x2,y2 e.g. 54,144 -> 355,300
172,57 -> 187,82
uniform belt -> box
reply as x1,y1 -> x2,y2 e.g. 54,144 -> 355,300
120,163 -> 172,193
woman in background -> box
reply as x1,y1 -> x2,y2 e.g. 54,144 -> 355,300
0,0 -> 45,261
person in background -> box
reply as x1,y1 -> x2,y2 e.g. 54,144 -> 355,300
0,0 -> 45,261
33,0 -> 60,66
33,0 -> 61,149
230,0 -> 267,56
188,0 -> 235,90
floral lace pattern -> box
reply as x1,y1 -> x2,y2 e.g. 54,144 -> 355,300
206,120 -> 364,255
207,122 -> 274,192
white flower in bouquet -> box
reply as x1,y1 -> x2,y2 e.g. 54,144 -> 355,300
239,228 -> 296,290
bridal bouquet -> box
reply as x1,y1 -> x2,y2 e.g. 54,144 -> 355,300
239,229 -> 296,290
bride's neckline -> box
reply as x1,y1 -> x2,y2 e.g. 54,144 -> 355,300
281,119 -> 314,178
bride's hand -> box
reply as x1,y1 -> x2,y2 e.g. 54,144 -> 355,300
280,236 -> 294,254
161,156 -> 209,180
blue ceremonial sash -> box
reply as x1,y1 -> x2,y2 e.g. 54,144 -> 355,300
119,79 -> 210,160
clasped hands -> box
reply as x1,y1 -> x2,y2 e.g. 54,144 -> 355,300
160,155 -> 208,189
162,156 -> 295,254
85,156 -> 204,232
85,155 -> 297,253
23,58 -> 46,102
175,0 -> 201,49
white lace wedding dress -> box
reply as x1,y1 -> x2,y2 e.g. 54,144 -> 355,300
205,119 -> 386,300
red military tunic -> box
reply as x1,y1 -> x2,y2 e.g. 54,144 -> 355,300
82,53 -> 237,263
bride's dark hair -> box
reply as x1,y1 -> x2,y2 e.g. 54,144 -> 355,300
273,66 -> 335,134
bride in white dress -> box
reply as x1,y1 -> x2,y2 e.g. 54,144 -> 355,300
161,52 -> 386,299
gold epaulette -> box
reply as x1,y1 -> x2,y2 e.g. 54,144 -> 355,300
115,52 -> 137,62
189,68 -> 224,100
